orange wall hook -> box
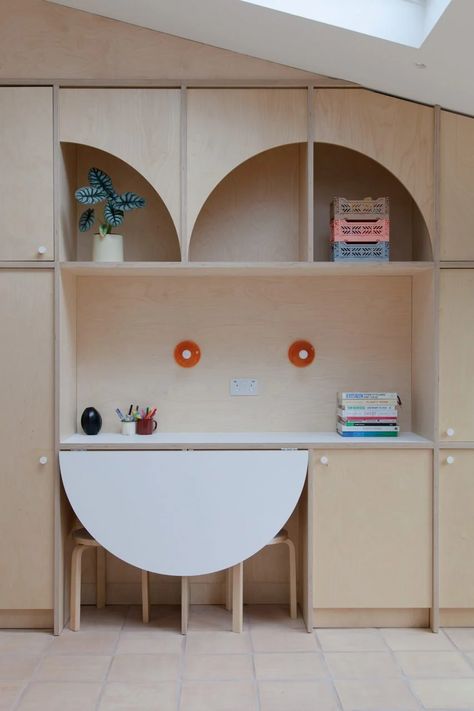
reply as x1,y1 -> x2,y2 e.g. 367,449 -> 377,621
174,340 -> 201,368
288,340 -> 315,367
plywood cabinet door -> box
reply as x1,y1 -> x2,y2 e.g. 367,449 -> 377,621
0,271 -> 54,609
313,89 -> 435,247
439,270 -> 474,442
440,111 -> 474,260
312,449 -> 432,609
440,451 -> 474,607
0,88 -> 54,261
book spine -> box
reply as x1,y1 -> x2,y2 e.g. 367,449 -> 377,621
337,408 -> 398,418
339,400 -> 398,407
338,419 -> 398,427
338,392 -> 398,400
338,406 -> 398,414
337,424 -> 400,433
337,431 -> 399,438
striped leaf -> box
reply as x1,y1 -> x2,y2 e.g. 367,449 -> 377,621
75,186 -> 107,205
88,167 -> 115,197
113,192 -> 146,211
78,208 -> 95,232
104,203 -> 124,226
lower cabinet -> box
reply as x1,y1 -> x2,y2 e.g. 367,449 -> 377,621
0,271 -> 54,616
312,449 -> 432,609
440,450 -> 474,608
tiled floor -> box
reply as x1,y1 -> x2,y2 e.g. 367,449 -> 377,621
2,606 -> 474,710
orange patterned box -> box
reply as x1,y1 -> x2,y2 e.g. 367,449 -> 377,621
330,218 -> 390,243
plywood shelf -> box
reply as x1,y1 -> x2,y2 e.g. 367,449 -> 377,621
60,261 -> 434,278
60,431 -> 433,450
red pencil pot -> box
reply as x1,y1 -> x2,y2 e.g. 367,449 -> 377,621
136,419 -> 158,435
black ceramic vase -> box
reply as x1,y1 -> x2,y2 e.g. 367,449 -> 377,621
81,407 -> 102,435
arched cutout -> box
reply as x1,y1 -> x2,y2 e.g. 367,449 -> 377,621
190,143 -> 307,262
314,143 -> 433,262
60,143 -> 181,262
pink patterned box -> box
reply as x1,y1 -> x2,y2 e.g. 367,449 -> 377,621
330,218 -> 390,243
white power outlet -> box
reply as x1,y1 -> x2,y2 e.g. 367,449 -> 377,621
230,378 -> 258,396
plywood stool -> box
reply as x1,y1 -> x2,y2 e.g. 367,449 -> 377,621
226,528 -> 297,632
70,527 -> 151,631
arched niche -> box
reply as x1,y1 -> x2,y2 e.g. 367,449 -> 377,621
314,143 -> 433,261
189,143 -> 308,262
60,143 -> 181,262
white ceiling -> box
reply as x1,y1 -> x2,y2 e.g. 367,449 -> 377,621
48,0 -> 473,115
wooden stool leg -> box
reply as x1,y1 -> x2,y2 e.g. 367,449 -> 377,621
141,570 -> 150,623
225,568 -> 232,611
181,577 -> 190,635
286,539 -> 297,619
232,562 -> 243,633
96,547 -> 106,609
70,544 -> 86,631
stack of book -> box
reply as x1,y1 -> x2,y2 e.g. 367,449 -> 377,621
337,392 -> 399,437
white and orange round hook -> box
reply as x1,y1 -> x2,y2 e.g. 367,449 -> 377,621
288,340 -> 315,367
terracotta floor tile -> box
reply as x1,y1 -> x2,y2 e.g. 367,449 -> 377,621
316,628 -> 386,652
325,651 -> 401,679
410,678 -> 474,708
33,654 -> 111,682
98,681 -> 177,710
16,681 -> 102,711
0,633 -> 52,656
107,653 -> 180,682
47,630 -> 119,656
254,652 -> 327,679
0,681 -> 23,711
395,650 -> 474,678
251,628 -> 318,653
381,628 -> 455,651
0,656 -> 40,682
185,631 -> 252,655
180,681 -> 258,711
444,628 -> 474,651
183,653 -> 254,680
335,678 -> 419,710
258,680 -> 339,711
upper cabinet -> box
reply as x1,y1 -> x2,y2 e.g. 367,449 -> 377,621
187,89 -> 308,261
440,110 -> 474,261
313,89 -> 435,260
59,89 -> 181,259
0,88 -> 54,260
439,270 -> 474,441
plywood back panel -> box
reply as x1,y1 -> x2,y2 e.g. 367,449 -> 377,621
76,275 -> 412,433
73,146 -> 180,262
440,110 -> 474,260
187,89 -> 308,253
314,143 -> 431,261
59,89 -> 181,246
314,89 -> 435,244
412,270 -> 435,440
190,144 -> 302,262
0,88 -> 54,260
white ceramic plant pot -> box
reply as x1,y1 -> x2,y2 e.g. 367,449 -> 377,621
92,233 -> 124,262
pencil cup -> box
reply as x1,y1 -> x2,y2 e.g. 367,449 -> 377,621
121,421 -> 136,436
136,419 -> 158,435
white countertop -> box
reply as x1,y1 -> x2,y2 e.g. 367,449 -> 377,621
60,431 -> 433,449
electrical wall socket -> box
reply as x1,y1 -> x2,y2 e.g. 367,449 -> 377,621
230,378 -> 258,396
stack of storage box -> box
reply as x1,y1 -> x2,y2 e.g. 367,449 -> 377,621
330,197 -> 390,262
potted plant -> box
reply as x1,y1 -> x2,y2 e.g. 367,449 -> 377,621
75,167 -> 146,262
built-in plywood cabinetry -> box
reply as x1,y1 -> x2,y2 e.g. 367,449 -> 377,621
0,271 -> 54,619
312,449 -> 433,610
440,111 -> 474,261
439,269 -> 474,442
0,88 -> 54,261
440,451 -> 474,609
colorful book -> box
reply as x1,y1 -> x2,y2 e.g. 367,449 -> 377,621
337,423 -> 399,433
338,406 -> 398,415
338,419 -> 398,427
338,392 -> 398,400
339,399 -> 398,407
337,408 -> 397,420
337,431 -> 399,437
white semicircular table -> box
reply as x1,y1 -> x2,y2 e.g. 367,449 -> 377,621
59,449 -> 308,577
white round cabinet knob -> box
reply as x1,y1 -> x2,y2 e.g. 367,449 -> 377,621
182,349 -> 192,360
298,349 -> 309,360
37,246 -> 47,255
446,428 -> 455,437
320,456 -> 329,465
39,456 -> 48,465
446,456 -> 455,465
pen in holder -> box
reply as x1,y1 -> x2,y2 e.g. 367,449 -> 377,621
136,418 -> 158,435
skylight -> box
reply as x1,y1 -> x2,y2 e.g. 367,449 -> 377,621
240,0 -> 453,48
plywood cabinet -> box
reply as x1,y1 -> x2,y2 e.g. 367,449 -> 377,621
0,88 -> 54,260
440,451 -> 474,607
0,271 -> 54,610
439,270 -> 474,441
440,111 -> 474,260
312,449 -> 432,609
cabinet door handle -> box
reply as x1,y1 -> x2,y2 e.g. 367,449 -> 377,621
446,455 -> 455,465
37,246 -> 47,255
320,456 -> 329,465
446,428 -> 455,437
39,456 -> 48,465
